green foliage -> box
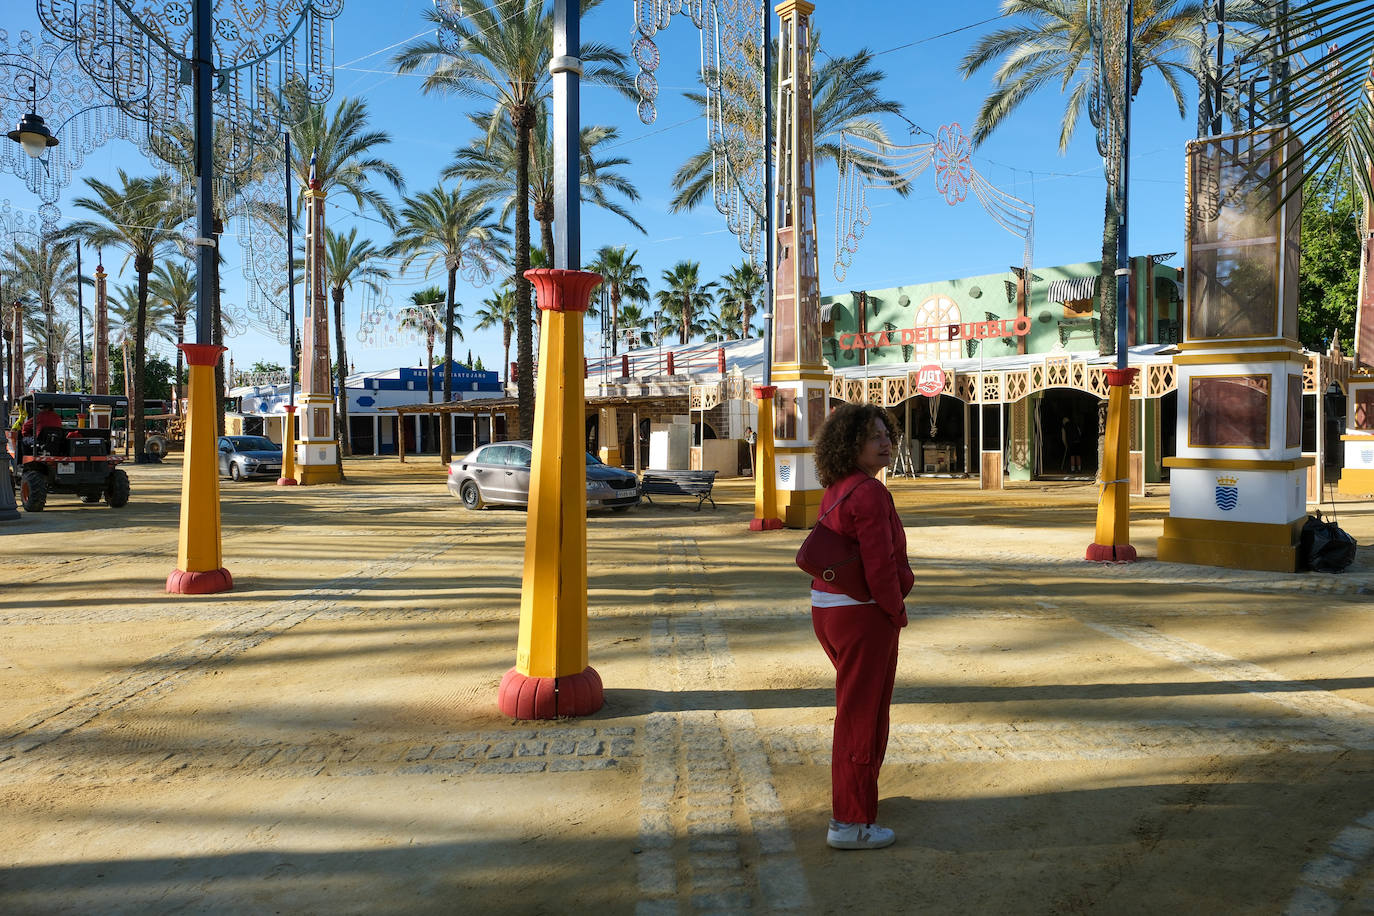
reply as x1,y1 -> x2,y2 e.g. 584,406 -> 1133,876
110,350 -> 174,403
1297,176 -> 1361,352
473,355 -> 485,372
250,360 -> 285,374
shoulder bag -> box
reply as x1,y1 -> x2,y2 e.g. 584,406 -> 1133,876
795,478 -> 873,601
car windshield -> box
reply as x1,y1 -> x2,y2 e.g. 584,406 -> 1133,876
230,437 -> 277,451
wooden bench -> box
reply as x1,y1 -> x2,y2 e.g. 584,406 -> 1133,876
640,469 -> 718,510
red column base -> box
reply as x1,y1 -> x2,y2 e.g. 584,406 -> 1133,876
1085,543 -> 1138,563
166,567 -> 234,594
497,666 -> 604,719
276,477 -> 299,486
749,518 -> 784,531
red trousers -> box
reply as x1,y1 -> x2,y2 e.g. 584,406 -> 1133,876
812,603 -> 900,824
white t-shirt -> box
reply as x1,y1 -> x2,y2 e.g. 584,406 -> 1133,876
810,589 -> 875,607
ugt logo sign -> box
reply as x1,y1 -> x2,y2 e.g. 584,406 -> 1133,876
916,365 -> 945,397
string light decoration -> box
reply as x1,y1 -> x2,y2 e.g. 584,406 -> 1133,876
356,286 -> 403,350
36,0 -> 344,181
0,29 -> 143,230
632,0 -> 767,265
834,122 -> 1035,284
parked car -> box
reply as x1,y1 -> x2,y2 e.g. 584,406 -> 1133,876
448,440 -> 639,511
217,435 -> 283,481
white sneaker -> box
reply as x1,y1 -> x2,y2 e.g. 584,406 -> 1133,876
826,820 -> 895,849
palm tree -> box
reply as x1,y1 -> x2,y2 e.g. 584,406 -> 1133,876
276,88 -> 404,226
110,284 -> 176,347
5,238 -> 79,392
670,40 -> 908,213
655,261 -> 717,346
615,301 -> 660,348
448,107 -> 646,262
397,286 -> 448,403
473,287 -> 517,385
388,183 -> 504,463
717,260 -> 765,340
960,1 -> 1203,355
394,0 -> 631,438
149,260 -> 196,414
321,227 -> 390,457
65,171 -> 179,459
585,245 -> 649,356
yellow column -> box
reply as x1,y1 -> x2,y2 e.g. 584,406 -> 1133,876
497,268 -> 605,720
1087,368 -> 1137,562
277,405 -> 298,486
750,385 -> 783,530
167,343 -> 232,593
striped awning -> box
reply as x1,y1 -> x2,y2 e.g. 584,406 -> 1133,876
1047,276 -> 1099,302
819,302 -> 839,322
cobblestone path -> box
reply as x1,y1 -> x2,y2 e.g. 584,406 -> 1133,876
636,537 -> 809,915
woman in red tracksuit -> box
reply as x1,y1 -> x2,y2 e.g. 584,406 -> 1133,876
810,403 -> 914,850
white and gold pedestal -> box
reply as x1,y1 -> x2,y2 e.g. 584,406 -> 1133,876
770,370 -> 830,529
1339,375 -> 1374,495
1158,128 -> 1309,572
292,393 -> 340,485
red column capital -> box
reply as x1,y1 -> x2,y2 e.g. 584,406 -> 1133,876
1103,367 -> 1139,388
283,404 -> 297,415
524,268 -> 603,313
753,385 -> 777,400
178,343 -> 227,368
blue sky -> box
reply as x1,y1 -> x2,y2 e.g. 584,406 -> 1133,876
1,1 -> 1200,377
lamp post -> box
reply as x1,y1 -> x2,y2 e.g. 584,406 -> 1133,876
5,80 -> 59,161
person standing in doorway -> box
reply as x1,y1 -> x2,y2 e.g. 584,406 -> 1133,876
744,425 -> 756,477
809,403 -> 914,850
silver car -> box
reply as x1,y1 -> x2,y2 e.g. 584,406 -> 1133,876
448,440 -> 639,512
217,435 -> 283,481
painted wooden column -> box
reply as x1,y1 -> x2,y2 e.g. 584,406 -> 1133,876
277,405 -> 298,485
94,261 -> 109,395
293,153 -> 341,485
498,268 -> 604,719
765,0 -> 830,529
167,343 -> 232,593
1158,129 -> 1310,570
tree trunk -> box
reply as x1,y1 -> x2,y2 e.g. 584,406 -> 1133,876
426,334 -> 435,403
441,267 -> 457,463
514,104 -> 535,439
610,288 -> 619,357
503,327 -> 511,388
44,299 -> 56,392
332,286 -> 352,458
538,216 -> 555,271
681,294 -> 690,345
133,263 -> 149,460
1099,191 -> 1118,358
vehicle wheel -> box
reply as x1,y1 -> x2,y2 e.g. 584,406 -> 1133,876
20,470 -> 47,512
105,468 -> 131,508
145,435 -> 167,459
230,462 -> 243,482
459,481 -> 484,510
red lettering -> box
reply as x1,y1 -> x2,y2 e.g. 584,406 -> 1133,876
877,331 -> 892,347
838,333 -> 854,350
1013,315 -> 1032,335
900,328 -> 916,345
947,324 -> 960,341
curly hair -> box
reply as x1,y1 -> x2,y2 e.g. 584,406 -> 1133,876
813,402 -> 895,487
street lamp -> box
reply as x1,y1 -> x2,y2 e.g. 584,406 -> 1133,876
6,81 -> 58,159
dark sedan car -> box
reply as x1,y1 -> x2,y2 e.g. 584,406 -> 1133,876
217,435 -> 283,481
448,440 -> 639,511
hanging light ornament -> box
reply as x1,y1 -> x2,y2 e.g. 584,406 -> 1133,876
833,123 -> 1036,284
632,0 -> 766,267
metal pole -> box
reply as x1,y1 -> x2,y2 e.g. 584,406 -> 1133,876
1213,0 -> 1225,135
762,4 -> 774,388
1117,0 -> 1133,370
552,0 -> 580,269
193,0 -> 215,344
76,241 -> 86,392
285,131 -> 297,406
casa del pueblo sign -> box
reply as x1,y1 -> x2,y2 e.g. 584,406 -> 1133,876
836,316 -> 1033,351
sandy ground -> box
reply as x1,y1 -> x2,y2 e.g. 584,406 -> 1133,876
2,454 -> 1373,914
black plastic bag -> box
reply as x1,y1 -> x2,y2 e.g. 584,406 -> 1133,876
1298,516 -> 1358,573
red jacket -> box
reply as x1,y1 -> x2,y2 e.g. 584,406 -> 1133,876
810,471 -> 915,625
